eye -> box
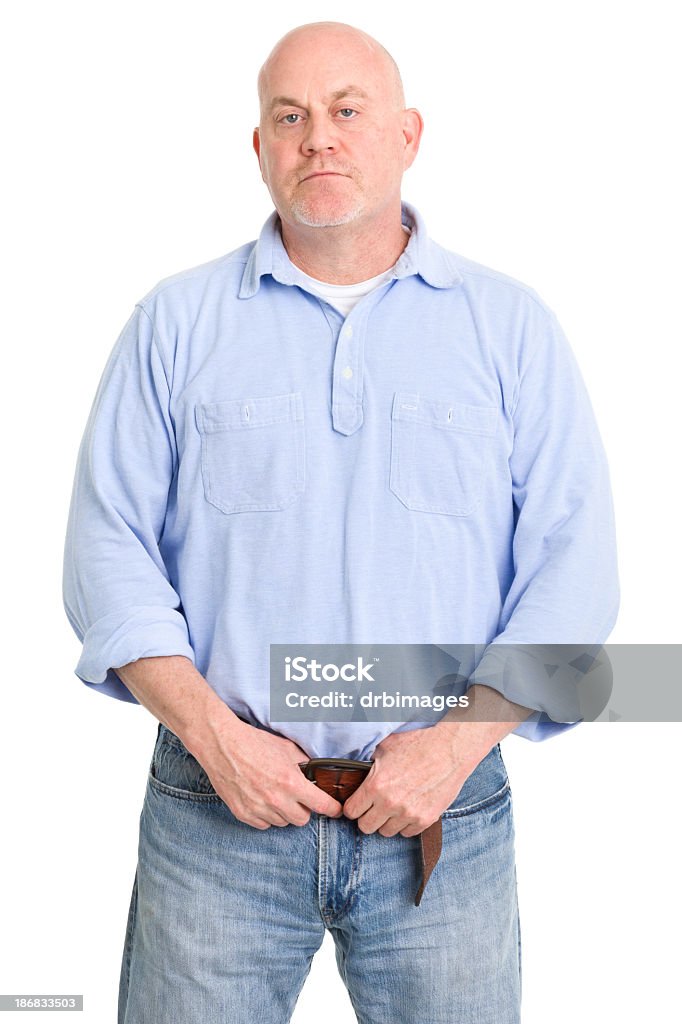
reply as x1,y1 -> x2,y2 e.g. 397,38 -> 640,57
280,113 -> 302,125
337,108 -> 357,119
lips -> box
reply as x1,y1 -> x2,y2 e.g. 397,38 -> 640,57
302,172 -> 346,181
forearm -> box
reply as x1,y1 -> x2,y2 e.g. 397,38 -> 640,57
432,684 -> 535,770
114,655 -> 342,828
113,655 -> 241,756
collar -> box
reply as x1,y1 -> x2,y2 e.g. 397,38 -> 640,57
238,200 -> 463,299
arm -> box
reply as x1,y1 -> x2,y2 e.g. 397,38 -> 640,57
466,298 -> 620,739
62,304 -> 195,696
62,304 -> 341,825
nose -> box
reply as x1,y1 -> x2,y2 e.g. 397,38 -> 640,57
301,113 -> 338,156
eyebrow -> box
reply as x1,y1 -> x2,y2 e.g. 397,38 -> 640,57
268,86 -> 370,114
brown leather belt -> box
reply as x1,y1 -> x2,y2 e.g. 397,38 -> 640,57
299,758 -> 442,906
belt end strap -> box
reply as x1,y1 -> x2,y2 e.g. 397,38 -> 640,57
415,819 -> 443,906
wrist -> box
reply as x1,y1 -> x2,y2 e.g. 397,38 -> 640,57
178,690 -> 245,760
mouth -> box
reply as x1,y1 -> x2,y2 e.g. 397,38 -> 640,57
301,172 -> 347,182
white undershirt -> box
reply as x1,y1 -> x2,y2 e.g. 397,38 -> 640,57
290,225 -> 411,318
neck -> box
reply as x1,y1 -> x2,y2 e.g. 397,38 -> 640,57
278,200 -> 408,285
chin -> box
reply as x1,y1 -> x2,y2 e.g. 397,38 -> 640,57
288,197 -> 365,228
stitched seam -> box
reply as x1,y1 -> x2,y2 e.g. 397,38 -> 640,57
395,491 -> 485,516
197,394 -> 303,432
147,774 -> 221,802
395,416 -> 496,436
137,304 -> 172,392
143,257 -> 250,303
328,825 -> 363,924
200,415 -> 301,431
441,780 -> 510,818
198,408 -> 305,515
458,268 -> 557,316
318,814 -> 333,927
119,871 -> 138,1007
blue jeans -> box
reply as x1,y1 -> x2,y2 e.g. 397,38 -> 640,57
118,723 -> 522,1023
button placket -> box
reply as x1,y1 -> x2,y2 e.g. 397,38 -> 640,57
332,318 -> 363,435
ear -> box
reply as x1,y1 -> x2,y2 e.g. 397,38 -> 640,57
401,108 -> 424,171
253,127 -> 261,167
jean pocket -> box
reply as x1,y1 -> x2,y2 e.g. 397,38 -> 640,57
196,391 -> 305,514
148,725 -> 220,802
441,743 -> 510,818
389,392 -> 498,516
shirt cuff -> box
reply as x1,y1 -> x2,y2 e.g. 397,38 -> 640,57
468,643 -> 589,725
512,712 -> 582,741
74,605 -> 196,702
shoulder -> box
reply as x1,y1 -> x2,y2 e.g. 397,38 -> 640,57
134,239 -> 255,313
430,237 -> 558,324
459,253 -> 554,314
426,238 -> 571,371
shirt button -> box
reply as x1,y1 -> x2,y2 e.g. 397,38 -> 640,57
342,366 -> 353,379
343,324 -> 354,338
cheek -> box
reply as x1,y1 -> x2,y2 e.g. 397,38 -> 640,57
267,145 -> 299,179
367,146 -> 403,183
360,129 -> 402,168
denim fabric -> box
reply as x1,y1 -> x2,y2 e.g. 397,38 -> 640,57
118,724 -> 521,1023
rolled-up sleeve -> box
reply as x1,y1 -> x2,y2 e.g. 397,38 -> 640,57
469,299 -> 620,740
62,303 -> 196,702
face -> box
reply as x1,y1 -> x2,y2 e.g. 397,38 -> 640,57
253,29 -> 422,230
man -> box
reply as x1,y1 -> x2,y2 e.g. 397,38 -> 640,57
62,20 -> 619,1024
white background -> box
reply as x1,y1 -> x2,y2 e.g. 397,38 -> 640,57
1,1 -> 680,1021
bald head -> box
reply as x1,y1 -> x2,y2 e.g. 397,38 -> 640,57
257,21 -> 405,116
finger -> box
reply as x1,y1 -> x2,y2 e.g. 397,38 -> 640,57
378,816 -> 411,838
248,808 -> 296,828
275,803 -> 312,828
354,807 -> 391,835
267,810 -> 295,827
399,822 -> 428,838
342,786 -> 374,821
300,782 -> 344,818
399,814 -> 441,838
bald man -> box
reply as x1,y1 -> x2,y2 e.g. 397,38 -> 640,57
63,19 -> 619,1024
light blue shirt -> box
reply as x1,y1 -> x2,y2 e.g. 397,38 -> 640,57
62,201 -> 619,757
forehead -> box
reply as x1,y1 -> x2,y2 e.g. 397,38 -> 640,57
259,35 -> 390,106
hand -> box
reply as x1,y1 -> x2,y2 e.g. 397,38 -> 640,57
341,726 -> 475,838
342,687 -> 531,838
194,718 -> 344,830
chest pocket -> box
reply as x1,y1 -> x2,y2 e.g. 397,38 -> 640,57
196,392 -> 305,514
389,392 -> 498,516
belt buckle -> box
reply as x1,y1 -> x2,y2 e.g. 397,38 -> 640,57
298,756 -> 374,781
298,757 -> 373,803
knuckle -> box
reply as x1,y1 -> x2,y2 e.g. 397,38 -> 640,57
247,818 -> 270,830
